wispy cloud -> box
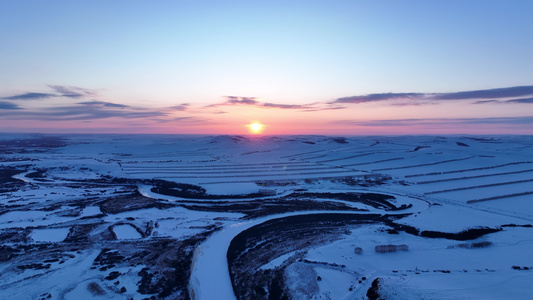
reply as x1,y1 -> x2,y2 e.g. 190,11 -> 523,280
208,96 -> 306,109
0,86 -> 202,123
2,92 -> 57,100
1,85 -> 99,101
302,106 -> 346,112
262,102 -> 306,109
168,103 -> 190,111
472,100 -> 500,104
0,101 -> 21,110
78,101 -> 129,108
332,116 -> 533,127
223,96 -> 259,105
433,86 -> 533,100
334,93 -> 424,104
48,85 -> 99,98
332,86 -> 533,105
152,116 -> 214,124
473,97 -> 533,104
209,95 -> 345,111
506,97 -> 533,104
0,104 -> 167,121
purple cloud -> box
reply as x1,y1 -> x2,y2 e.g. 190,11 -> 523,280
0,101 -> 21,109
2,85 -> 99,101
332,85 -> 533,105
48,85 -> 98,98
2,92 -> 57,100
78,101 -> 129,108
334,93 -> 424,104
209,96 -> 343,111
168,103 -> 190,111
224,96 -> 259,105
505,97 -> 533,104
332,116 -> 533,127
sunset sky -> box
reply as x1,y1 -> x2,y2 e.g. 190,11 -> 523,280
1,1 -> 532,135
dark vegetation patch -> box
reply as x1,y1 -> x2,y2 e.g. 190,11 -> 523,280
92,230 -> 217,299
0,228 -> 32,244
383,219 -> 502,241
178,192 -> 408,218
151,182 -> 267,200
0,168 -> 26,193
456,142 -> 470,147
366,278 -> 382,300
17,263 -> 51,270
105,271 -> 121,280
0,243 -> 79,272
87,282 -> 106,296
412,145 -> 431,152
333,175 -> 392,187
286,192 -> 409,211
180,199 -> 364,219
332,137 -> 348,144
420,228 -> 501,240
97,191 -> 175,214
63,223 -> 102,243
148,180 -> 409,215
227,213 -> 384,300
93,248 -> 126,271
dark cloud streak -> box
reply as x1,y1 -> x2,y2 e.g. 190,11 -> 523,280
335,93 -> 423,104
433,86 -> 533,100
332,85 -> 533,105
332,116 -> 533,127
78,101 -> 129,108
505,97 -> 533,104
0,101 -> 21,110
2,92 -> 57,100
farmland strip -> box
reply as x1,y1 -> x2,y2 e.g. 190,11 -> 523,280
416,169 -> 533,184
372,157 -> 474,171
425,178 -> 533,195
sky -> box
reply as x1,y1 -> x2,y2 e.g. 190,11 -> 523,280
1,0 -> 533,135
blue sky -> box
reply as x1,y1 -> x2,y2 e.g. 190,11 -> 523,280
1,1 -> 532,134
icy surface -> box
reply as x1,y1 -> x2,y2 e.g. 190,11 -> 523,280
112,224 -> 142,239
31,228 -> 70,243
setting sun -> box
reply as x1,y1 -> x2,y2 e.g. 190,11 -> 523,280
247,122 -> 264,134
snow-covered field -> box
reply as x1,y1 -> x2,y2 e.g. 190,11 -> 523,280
0,134 -> 532,299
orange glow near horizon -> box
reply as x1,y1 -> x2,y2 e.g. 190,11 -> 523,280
247,122 -> 264,134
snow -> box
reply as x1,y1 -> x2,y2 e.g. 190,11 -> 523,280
0,210 -> 77,229
81,206 -> 102,217
30,227 -> 70,242
112,224 -> 142,239
396,204 -> 529,232
259,251 -> 295,270
202,182 -> 261,195
1,134 -> 533,299
315,267 -> 356,300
